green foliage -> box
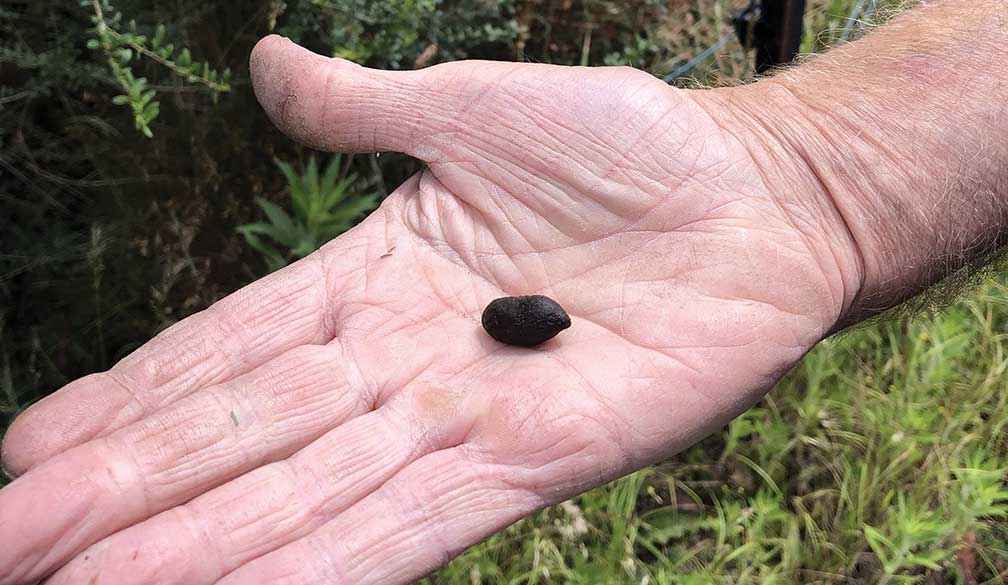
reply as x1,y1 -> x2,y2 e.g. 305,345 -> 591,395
280,0 -> 518,69
864,494 -> 952,582
946,451 -> 1008,537
83,0 -> 231,137
238,156 -> 378,272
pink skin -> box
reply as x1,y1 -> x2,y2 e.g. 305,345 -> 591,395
0,36 -> 862,585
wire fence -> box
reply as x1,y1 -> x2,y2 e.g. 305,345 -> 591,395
663,0 -> 880,83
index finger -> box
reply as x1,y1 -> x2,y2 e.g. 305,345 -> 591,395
1,232 -> 368,477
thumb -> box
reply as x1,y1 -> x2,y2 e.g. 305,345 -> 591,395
250,35 -> 439,155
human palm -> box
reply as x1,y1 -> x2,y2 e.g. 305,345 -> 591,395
0,36 -> 857,584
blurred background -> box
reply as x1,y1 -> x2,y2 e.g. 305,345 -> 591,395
3,1 -> 1007,583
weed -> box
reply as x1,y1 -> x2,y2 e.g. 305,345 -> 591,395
237,155 -> 378,272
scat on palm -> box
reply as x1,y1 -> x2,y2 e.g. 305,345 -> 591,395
0,36 -> 862,585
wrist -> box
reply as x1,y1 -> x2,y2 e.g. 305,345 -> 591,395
697,0 -> 1008,327
690,83 -> 868,331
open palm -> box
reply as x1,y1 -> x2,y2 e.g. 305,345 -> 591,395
0,36 -> 860,585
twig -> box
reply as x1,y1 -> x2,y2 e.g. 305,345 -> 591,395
89,0 -> 229,93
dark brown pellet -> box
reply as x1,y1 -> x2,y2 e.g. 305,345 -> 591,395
481,295 -> 571,347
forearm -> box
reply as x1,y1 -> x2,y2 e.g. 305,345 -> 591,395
713,0 -> 1008,324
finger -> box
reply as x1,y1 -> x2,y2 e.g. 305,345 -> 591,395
0,341 -> 371,585
250,35 -> 458,155
216,445 -> 544,585
43,380 -> 479,585
0,236 -> 361,477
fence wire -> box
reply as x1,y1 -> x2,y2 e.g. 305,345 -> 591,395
663,0 -> 880,84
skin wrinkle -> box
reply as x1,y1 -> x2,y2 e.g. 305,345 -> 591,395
303,532 -> 352,585
760,131 -> 858,319
696,93 -> 853,324
519,70 -> 644,165
735,188 -> 843,322
503,414 -> 623,494
512,106 -> 653,209
425,81 -> 653,225
544,351 -> 646,456
235,474 -> 302,554
448,62 -> 527,120
430,163 -> 558,264
757,3 -> 1008,319
562,309 -> 707,379
533,93 -> 681,212
301,446 -> 392,522
474,166 -> 581,253
418,172 -> 504,281
177,504 -> 227,582
287,420 -> 402,520
411,236 -> 482,327
432,138 -> 598,238
503,95 -> 678,221
96,371 -> 149,434
282,453 -> 342,523
379,476 -> 454,571
151,392 -> 248,489
415,156 -> 685,284
307,248 -> 337,343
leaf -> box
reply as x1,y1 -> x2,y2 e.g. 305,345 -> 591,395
305,156 -> 320,210
324,175 -> 358,209
142,101 -> 159,124
152,24 -> 166,48
255,197 -> 299,248
86,38 -> 100,50
237,228 -> 288,271
863,525 -> 893,564
235,222 -> 275,236
291,236 -> 319,258
319,155 -> 342,205
318,194 -> 378,239
275,159 -> 309,222
177,48 -> 191,67
111,94 -> 129,105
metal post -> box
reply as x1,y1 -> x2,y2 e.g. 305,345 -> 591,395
754,0 -> 806,73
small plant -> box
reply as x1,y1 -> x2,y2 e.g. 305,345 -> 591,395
947,450 -> 1008,536
238,155 -> 379,272
863,493 -> 952,583
83,0 -> 231,137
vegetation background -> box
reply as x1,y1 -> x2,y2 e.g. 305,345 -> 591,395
2,0 -> 1007,583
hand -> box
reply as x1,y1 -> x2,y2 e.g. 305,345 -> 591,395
0,36 -> 861,585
